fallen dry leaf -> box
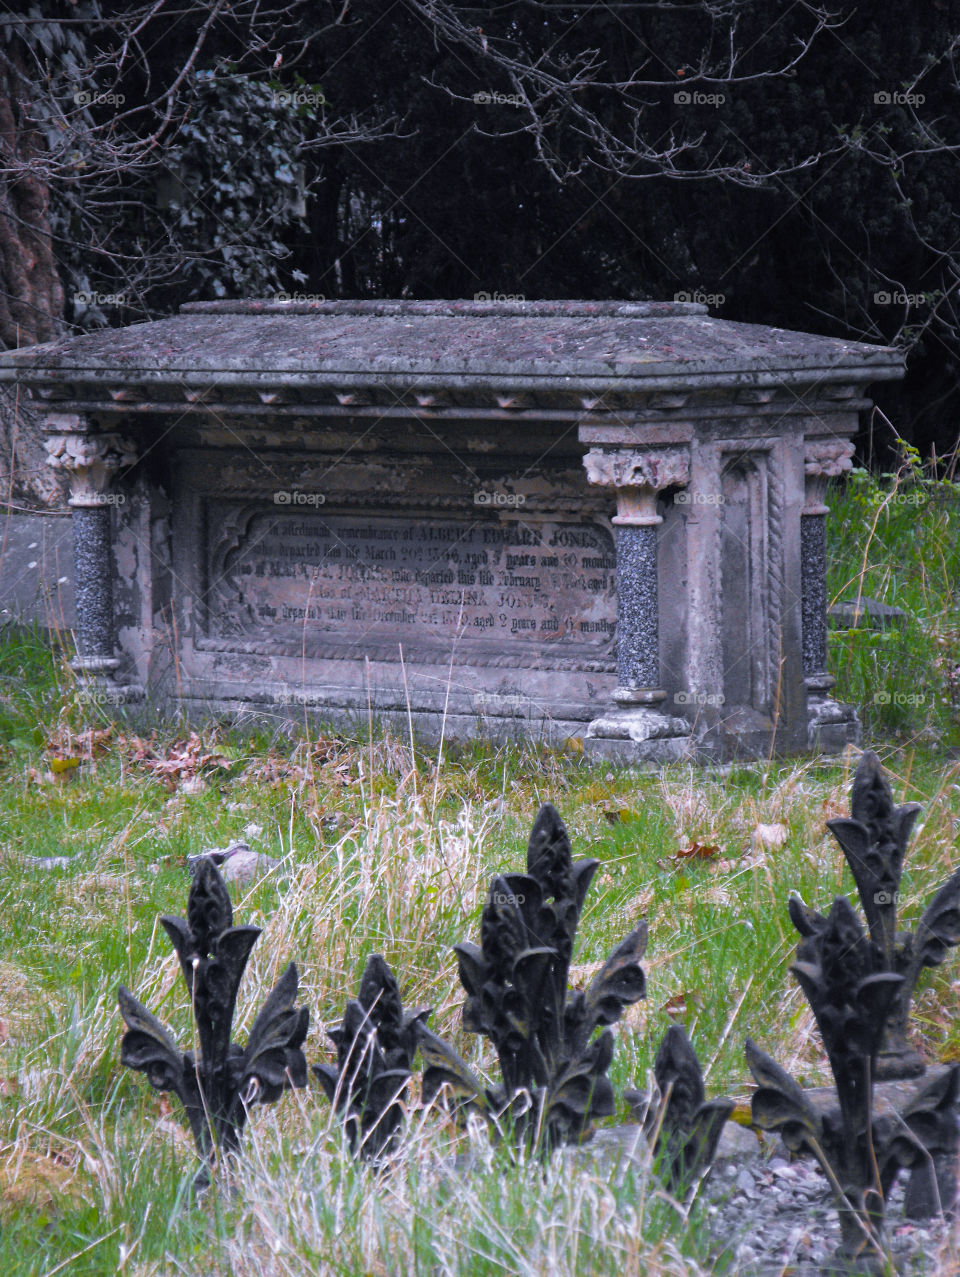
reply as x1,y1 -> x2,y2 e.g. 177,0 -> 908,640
673,842 -> 722,861
241,740 -> 352,789
47,756 -> 82,777
660,990 -> 705,1017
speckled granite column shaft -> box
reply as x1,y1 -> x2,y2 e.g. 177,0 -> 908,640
616,524 -> 659,689
800,512 -> 827,677
73,506 -> 115,660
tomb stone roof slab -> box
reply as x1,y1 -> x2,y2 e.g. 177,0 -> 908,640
0,300 -> 904,401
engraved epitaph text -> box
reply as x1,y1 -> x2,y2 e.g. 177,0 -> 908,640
202,507 -> 617,664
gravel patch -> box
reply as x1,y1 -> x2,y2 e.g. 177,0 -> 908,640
702,1149 -> 956,1274
585,1124 -> 958,1274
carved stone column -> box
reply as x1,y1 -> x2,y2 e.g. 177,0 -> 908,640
802,438 -> 860,750
44,415 -> 137,688
581,447 -> 691,761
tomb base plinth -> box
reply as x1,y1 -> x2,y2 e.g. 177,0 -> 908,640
806,675 -> 861,754
584,706 -> 692,764
70,656 -> 145,709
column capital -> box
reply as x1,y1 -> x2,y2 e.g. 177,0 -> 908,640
44,421 -> 137,508
803,438 -> 855,514
582,446 -> 690,525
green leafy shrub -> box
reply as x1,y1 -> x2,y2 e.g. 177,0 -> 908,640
827,445 -> 960,746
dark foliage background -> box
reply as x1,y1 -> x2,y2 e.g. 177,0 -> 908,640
3,0 -> 960,491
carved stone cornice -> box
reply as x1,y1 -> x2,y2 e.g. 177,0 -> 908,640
582,446 -> 690,526
44,425 -> 137,508
803,438 -> 855,514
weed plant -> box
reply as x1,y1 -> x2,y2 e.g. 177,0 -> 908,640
827,440 -> 960,749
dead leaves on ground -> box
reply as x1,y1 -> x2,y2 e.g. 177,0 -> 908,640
241,738 -> 352,790
22,726 -> 116,785
659,840 -> 740,873
122,731 -> 233,792
45,726 -> 115,762
19,720 -> 359,800
658,823 -> 790,874
122,731 -> 352,793
25,725 -> 233,792
0,1148 -> 82,1222
37,729 -> 235,793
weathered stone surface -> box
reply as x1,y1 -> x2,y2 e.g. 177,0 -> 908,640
0,512 -> 74,629
0,300 -> 906,759
805,438 -> 856,480
2,299 -> 902,390
45,429 -> 137,508
202,508 -> 616,661
800,1066 -> 953,1121
187,841 -> 283,884
582,447 -> 690,493
828,596 -> 908,628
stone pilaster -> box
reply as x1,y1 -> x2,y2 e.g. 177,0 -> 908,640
44,415 -> 137,690
581,447 -> 692,761
802,437 -> 860,750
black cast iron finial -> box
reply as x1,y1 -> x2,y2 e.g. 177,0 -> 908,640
626,1025 -> 733,1198
313,953 -> 431,1159
807,750 -> 960,1079
417,802 -> 647,1152
118,859 -> 309,1188
749,893 -> 960,1265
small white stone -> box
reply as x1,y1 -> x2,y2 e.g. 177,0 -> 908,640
752,822 -> 788,848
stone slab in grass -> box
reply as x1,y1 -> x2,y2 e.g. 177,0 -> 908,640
828,595 -> 908,628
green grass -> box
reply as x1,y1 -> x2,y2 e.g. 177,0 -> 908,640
2,464 -> 960,1275
827,446 -> 960,747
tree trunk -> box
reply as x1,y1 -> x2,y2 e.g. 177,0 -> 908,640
0,44 -> 67,508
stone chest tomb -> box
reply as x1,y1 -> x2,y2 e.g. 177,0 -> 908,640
0,300 -> 904,761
